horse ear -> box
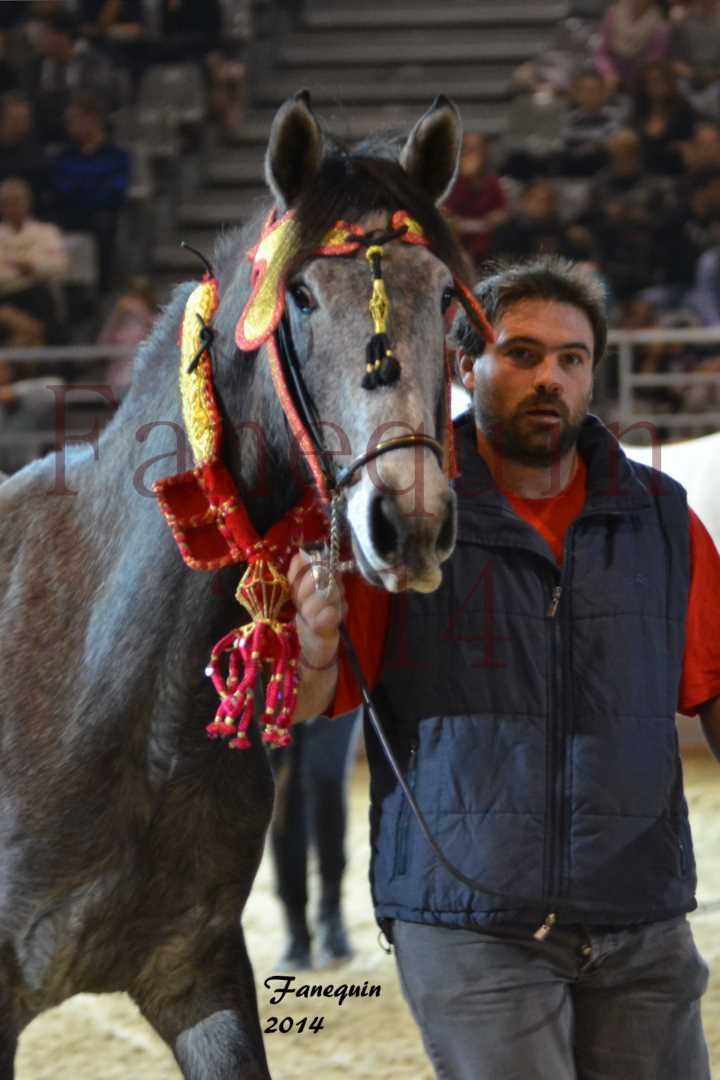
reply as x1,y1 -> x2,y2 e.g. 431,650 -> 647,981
400,96 -> 462,205
265,90 -> 323,210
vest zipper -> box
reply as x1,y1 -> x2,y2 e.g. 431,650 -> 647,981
393,739 -> 418,878
543,580 -> 564,901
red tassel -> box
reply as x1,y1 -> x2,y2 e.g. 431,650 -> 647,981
204,617 -> 301,750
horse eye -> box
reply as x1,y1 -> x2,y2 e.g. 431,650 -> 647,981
441,286 -> 456,314
289,282 -> 317,314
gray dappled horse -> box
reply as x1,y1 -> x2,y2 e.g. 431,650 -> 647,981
0,93 -> 470,1078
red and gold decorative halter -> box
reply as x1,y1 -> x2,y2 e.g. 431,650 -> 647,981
155,209 -> 493,750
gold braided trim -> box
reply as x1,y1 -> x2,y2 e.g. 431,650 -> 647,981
179,279 -> 221,464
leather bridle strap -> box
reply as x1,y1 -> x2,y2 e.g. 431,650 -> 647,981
276,312 -> 444,497
335,433 -> 443,490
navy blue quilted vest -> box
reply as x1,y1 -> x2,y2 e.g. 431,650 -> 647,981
366,413 -> 695,929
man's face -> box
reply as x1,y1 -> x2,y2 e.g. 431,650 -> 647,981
461,299 -> 595,466
0,187 -> 30,228
459,133 -> 487,179
573,75 -> 607,113
1,102 -> 31,143
522,183 -> 556,222
64,105 -> 93,145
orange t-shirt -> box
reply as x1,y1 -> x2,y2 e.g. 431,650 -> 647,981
333,458 -> 720,718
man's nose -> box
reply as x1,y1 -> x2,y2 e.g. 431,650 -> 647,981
533,355 -> 564,394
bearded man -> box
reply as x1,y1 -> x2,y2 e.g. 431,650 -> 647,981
289,257 -> 720,1080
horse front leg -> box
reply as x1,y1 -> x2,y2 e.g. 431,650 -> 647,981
134,927 -> 270,1080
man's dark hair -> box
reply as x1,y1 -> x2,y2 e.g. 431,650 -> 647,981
454,256 -> 608,367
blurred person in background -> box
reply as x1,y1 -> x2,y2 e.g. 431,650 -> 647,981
494,179 -> 595,264
270,711 -> 361,971
0,94 -> 49,204
49,95 -> 129,292
594,0 -> 671,92
77,0 -> 147,90
98,274 -> 157,399
444,132 -> 509,271
0,177 -> 67,344
559,69 -> 623,176
581,128 -> 669,297
653,166 -> 720,303
671,0 -> 720,89
22,10 -> 123,143
632,60 -> 697,173
681,121 -> 720,174
617,295 -> 686,419
78,0 -> 146,44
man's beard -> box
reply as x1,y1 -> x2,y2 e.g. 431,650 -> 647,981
473,385 -> 590,467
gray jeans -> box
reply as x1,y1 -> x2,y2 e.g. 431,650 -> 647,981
392,916 -> 711,1080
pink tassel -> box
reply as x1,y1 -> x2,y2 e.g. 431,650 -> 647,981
204,618 -> 301,751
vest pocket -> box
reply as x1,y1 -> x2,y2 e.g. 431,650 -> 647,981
392,739 -> 418,878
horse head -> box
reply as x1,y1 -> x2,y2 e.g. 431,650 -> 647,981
206,92 -> 481,593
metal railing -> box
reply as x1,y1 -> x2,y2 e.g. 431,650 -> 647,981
609,327 -> 720,438
0,346 -> 134,469
3,330 -> 720,470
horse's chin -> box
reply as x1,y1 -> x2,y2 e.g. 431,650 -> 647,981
350,537 -> 445,594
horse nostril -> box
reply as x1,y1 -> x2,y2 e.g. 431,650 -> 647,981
369,493 -> 400,561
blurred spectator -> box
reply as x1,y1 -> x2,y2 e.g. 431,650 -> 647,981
654,167 -> 720,296
78,0 -> 145,44
49,96 -> 130,292
632,60 -> 697,172
98,274 -> 157,398
681,120 -> 720,174
594,1 -> 671,92
22,10 -> 122,143
444,133 -> 509,270
582,128 -> 670,297
502,87 -> 568,180
559,70 -> 623,176
617,295 -> 687,418
0,94 -> 49,204
77,0 -> 147,90
671,0 -> 720,88
493,179 -> 595,261
691,242 -> 720,320
0,305 -> 45,348
0,178 -> 67,344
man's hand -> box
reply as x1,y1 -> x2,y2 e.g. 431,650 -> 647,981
288,551 -> 346,721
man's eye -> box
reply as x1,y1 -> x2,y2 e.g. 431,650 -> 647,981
563,353 -> 583,366
507,348 -> 534,363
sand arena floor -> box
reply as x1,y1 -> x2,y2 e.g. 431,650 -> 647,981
16,753 -> 720,1080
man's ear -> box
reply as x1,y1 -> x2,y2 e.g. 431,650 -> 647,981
457,349 -> 476,392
